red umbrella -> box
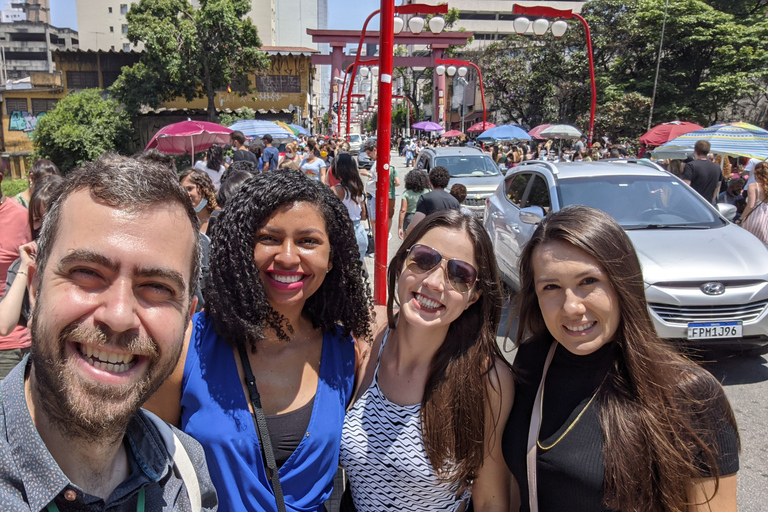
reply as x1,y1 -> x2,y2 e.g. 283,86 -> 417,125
528,123 -> 554,139
145,120 -> 233,162
467,121 -> 496,133
441,129 -> 463,138
639,121 -> 703,146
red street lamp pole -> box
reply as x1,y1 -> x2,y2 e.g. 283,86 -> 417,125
365,1 -> 448,304
512,4 -> 596,146
434,58 -> 487,131
338,60 -> 378,137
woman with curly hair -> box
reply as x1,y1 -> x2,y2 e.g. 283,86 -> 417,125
739,161 -> 768,243
146,169 -> 373,512
504,205 -> 739,512
180,168 -> 218,235
341,210 -> 515,511
398,169 -> 430,239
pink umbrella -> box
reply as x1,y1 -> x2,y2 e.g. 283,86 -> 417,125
639,121 -> 704,146
528,123 -> 554,139
441,129 -> 463,138
467,121 -> 496,133
145,120 -> 233,163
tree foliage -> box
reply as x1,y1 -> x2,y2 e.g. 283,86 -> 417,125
218,106 -> 256,127
32,89 -> 132,174
110,0 -> 269,121
477,0 -> 768,142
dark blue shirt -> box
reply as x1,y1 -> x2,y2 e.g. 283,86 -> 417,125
262,147 -> 280,171
0,357 -> 219,511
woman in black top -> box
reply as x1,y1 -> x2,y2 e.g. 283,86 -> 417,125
503,205 -> 739,512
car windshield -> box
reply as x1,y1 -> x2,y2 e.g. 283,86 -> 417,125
557,175 -> 725,229
434,156 -> 501,177
349,134 -> 361,142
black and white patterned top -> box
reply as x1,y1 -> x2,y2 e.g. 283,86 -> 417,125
0,356 -> 219,511
340,331 -> 469,511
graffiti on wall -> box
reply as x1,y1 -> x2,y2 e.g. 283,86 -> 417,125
9,111 -> 46,133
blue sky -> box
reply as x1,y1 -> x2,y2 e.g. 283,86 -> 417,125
50,0 -> 387,31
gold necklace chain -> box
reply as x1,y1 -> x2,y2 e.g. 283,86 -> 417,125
536,383 -> 599,451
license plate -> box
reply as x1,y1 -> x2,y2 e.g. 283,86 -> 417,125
687,322 -> 742,340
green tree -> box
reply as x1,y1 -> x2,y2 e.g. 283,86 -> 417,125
111,0 -> 269,122
32,89 -> 132,174
218,106 -> 256,127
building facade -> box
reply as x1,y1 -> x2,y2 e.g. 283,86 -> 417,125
0,21 -> 78,79
75,0 -> 141,52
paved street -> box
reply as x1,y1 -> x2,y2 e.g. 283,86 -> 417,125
365,149 -> 768,510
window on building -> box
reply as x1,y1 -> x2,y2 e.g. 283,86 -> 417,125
122,24 -> 128,35
5,98 -> 28,115
110,26 -> 114,32
108,6 -> 112,13
255,75 -> 301,93
123,43 -> 131,52
458,12 -> 496,20
31,98 -> 58,115
101,71 -> 121,88
66,71 -> 99,88
120,4 -> 128,14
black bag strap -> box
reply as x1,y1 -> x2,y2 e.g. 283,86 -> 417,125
237,343 -> 287,512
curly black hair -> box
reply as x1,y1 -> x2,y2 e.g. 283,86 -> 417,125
428,166 -> 451,189
404,169 -> 429,193
204,168 -> 373,351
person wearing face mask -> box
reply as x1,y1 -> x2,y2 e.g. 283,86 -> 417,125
179,169 -> 219,235
279,142 -> 301,171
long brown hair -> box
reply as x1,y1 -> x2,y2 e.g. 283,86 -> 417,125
753,162 -> 768,191
516,205 -> 739,511
386,210 -> 510,490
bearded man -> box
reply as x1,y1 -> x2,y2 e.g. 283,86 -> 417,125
0,154 -> 218,511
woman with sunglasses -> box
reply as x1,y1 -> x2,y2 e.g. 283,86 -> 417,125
504,205 -> 739,512
340,210 -> 515,511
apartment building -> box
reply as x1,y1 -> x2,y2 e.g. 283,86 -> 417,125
0,21 -> 78,79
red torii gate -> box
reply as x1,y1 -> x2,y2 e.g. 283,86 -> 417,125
306,29 -> 474,132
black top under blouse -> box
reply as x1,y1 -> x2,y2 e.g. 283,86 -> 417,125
502,338 -> 740,512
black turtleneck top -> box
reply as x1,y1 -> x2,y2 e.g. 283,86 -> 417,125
502,339 -> 739,512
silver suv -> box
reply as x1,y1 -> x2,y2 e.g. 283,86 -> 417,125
413,146 -> 503,214
484,159 -> 768,355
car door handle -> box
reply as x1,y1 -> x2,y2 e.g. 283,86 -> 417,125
511,224 -> 521,233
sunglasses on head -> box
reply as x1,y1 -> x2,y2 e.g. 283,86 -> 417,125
404,244 -> 478,293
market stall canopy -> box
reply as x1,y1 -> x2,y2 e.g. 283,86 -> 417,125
441,130 -> 463,138
528,123 -> 554,139
654,122 -> 768,161
477,124 -> 532,141
639,121 -> 703,146
540,124 -> 582,140
228,120 -> 298,140
412,121 -> 445,132
289,123 -> 311,136
145,120 -> 232,156
467,121 -> 496,133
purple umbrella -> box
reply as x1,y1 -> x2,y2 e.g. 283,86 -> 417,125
412,121 -> 444,132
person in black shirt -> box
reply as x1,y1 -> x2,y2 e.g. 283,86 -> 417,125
230,130 -> 259,165
681,140 -> 724,204
406,166 -> 460,235
504,205 -> 739,512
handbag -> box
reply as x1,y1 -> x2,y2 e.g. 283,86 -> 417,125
238,344 -> 288,512
365,199 -> 375,255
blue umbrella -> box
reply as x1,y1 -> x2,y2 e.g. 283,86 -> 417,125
288,123 -> 310,136
655,122 -> 768,160
477,124 -> 531,141
227,120 -> 297,140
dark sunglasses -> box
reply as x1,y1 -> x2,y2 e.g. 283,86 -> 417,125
404,244 -> 479,293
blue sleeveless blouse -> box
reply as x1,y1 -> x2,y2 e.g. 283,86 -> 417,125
181,312 -> 355,512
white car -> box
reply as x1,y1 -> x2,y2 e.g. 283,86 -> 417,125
348,134 -> 363,154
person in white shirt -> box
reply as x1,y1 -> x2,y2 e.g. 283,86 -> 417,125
194,144 -> 225,189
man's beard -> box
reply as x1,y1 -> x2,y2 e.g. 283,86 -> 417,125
29,300 -> 182,443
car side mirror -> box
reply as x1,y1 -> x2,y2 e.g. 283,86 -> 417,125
499,164 -> 507,172
520,206 -> 545,225
716,202 -> 737,222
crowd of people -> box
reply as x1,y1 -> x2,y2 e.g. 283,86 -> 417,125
0,127 -> 742,512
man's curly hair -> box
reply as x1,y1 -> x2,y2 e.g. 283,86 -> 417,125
204,169 -> 373,351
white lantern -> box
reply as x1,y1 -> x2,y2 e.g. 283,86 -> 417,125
435,65 -> 446,76
394,17 -> 404,35
457,66 -> 468,77
428,16 -> 445,34
532,18 -> 550,37
513,17 -> 530,35
372,66 -> 379,76
551,20 -> 568,39
447,65 -> 457,77
408,16 -> 425,34
359,66 -> 370,78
